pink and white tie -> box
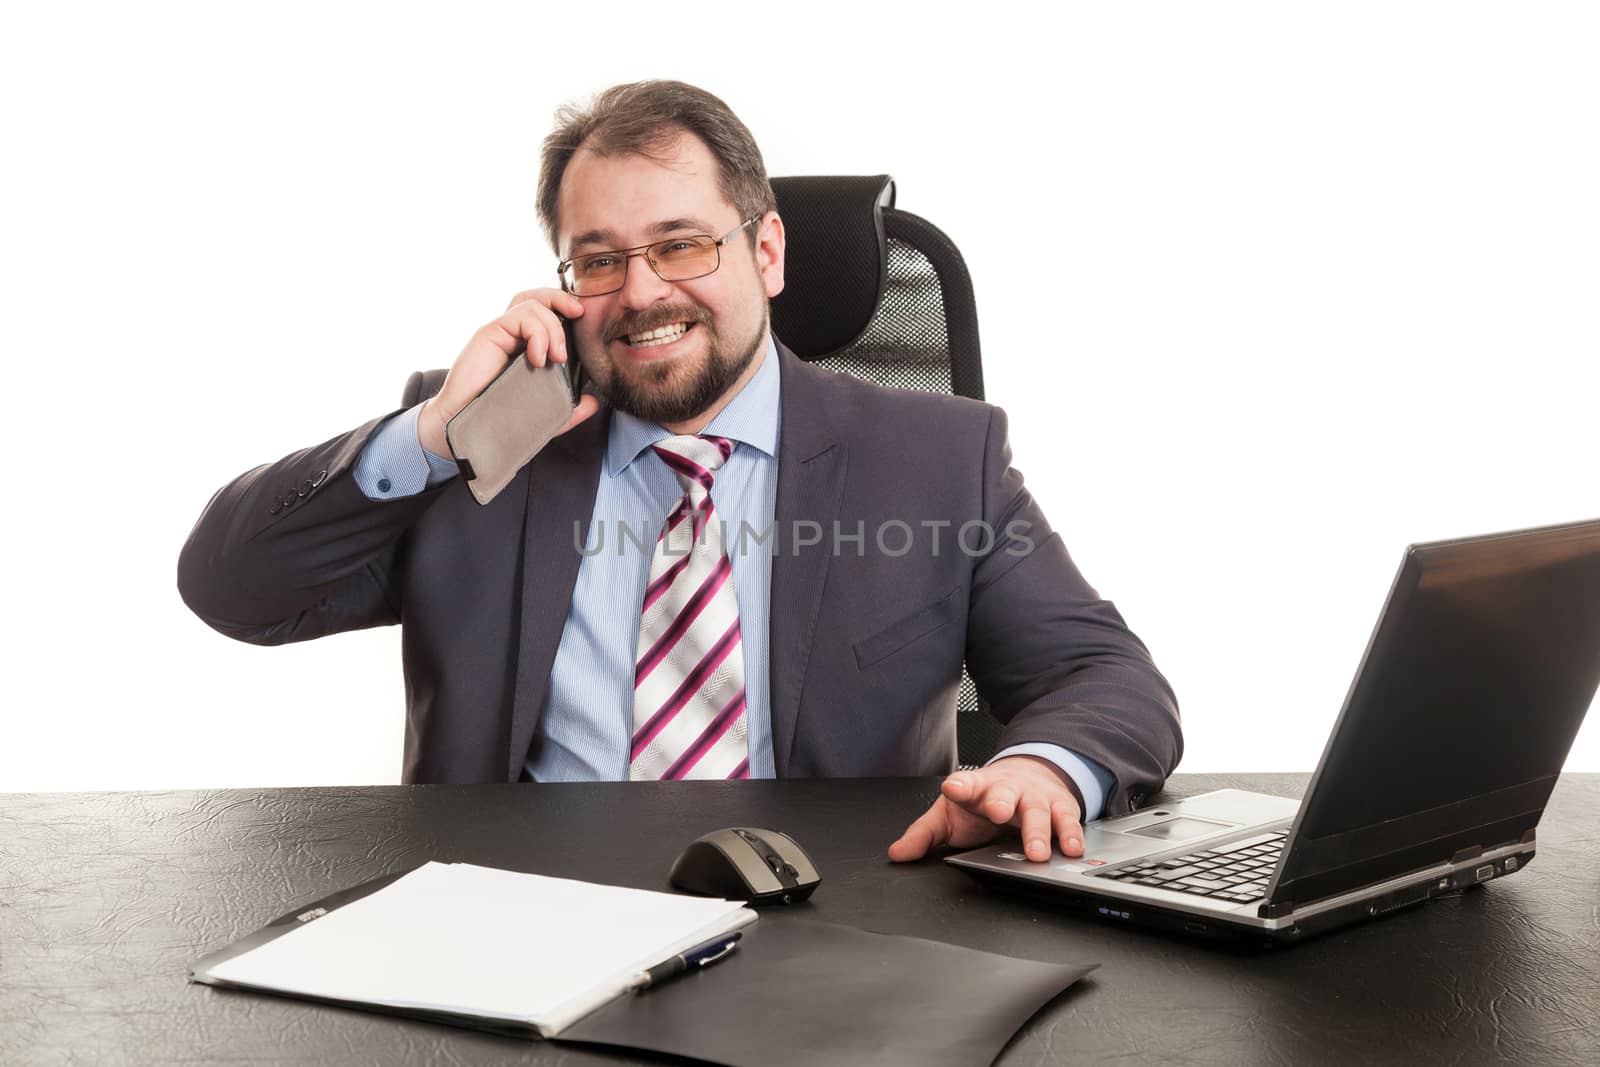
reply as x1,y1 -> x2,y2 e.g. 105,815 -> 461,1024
629,434 -> 750,780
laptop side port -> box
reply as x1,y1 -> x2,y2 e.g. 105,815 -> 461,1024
1366,883 -> 1430,918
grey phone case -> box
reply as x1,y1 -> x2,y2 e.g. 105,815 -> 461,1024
444,357 -> 576,506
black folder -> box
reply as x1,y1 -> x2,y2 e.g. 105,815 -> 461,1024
190,866 -> 1098,1066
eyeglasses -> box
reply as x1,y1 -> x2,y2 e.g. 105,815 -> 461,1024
557,215 -> 762,296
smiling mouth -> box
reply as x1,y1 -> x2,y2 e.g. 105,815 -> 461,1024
622,322 -> 693,348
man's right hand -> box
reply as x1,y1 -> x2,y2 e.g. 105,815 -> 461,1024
417,288 -> 601,457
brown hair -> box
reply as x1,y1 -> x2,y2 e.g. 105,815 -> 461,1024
537,80 -> 777,254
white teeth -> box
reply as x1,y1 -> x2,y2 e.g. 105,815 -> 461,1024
627,322 -> 690,347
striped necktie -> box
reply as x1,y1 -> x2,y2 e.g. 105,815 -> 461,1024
629,434 -> 750,780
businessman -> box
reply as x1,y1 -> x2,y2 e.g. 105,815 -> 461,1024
178,80 -> 1182,864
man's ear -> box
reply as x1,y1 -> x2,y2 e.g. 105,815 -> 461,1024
755,211 -> 785,299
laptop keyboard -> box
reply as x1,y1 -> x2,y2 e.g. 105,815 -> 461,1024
1098,830 -> 1287,904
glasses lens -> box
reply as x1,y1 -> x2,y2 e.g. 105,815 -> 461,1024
650,236 -> 719,282
568,253 -> 627,295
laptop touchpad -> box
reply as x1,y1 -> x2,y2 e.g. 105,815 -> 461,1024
1121,815 -> 1235,842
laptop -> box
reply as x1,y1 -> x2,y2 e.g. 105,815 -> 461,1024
948,517 -> 1600,946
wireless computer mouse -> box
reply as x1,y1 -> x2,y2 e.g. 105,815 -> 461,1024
669,827 -> 822,905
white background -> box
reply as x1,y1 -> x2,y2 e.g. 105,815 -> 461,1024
3,2 -> 1595,792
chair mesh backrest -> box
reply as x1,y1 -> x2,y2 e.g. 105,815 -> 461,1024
793,206 -> 1001,769
805,207 -> 985,401
817,236 -> 954,392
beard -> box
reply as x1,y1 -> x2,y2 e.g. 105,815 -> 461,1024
590,299 -> 767,425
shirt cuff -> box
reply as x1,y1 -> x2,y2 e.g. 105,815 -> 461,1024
354,403 -> 460,500
988,743 -> 1114,824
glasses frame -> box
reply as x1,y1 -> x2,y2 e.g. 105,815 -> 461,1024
557,215 -> 763,296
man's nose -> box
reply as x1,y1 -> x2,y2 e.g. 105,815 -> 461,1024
617,251 -> 673,310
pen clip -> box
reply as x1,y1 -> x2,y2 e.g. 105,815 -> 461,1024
691,940 -> 739,968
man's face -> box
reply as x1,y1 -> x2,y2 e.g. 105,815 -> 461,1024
556,131 -> 784,425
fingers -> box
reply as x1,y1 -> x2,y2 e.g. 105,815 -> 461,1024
505,288 -> 585,318
942,769 -> 1017,824
1018,798 -> 1053,862
887,798 -> 952,863
941,764 -> 1085,861
519,310 -> 563,367
490,290 -> 584,368
480,308 -> 560,368
434,289 -> 586,433
948,770 -> 1049,860
1052,797 -> 1084,858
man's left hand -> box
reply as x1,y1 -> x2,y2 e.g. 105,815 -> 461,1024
887,755 -> 1084,863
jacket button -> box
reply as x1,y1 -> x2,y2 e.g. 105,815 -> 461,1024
269,498 -> 283,514
312,469 -> 329,487
299,480 -> 313,497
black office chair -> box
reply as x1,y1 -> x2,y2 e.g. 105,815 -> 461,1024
768,175 -> 999,768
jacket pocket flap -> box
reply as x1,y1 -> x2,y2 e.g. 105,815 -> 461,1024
852,586 -> 963,669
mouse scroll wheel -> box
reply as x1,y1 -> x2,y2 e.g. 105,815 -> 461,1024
766,857 -> 784,873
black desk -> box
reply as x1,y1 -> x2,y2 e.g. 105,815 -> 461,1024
3,774 -> 1596,1065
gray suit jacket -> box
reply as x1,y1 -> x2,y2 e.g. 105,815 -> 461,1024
178,341 -> 1181,814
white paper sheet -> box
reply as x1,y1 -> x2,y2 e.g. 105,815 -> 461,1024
203,862 -> 756,1035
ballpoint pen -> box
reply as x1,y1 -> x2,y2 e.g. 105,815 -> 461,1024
627,932 -> 743,993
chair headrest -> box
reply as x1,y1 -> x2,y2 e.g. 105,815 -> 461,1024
769,175 -> 896,361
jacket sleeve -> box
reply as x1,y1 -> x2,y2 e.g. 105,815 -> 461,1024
962,405 -> 1183,815
177,398 -> 450,647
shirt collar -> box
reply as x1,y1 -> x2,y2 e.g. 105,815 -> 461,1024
606,333 -> 781,478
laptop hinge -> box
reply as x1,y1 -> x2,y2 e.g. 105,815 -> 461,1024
1264,845 -> 1480,917
1260,828 -> 1538,921
1452,827 -> 1536,860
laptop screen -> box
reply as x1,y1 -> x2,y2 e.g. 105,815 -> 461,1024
1274,519 -> 1600,908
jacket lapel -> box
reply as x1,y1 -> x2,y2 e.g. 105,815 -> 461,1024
768,343 -> 848,776
506,405 -> 611,780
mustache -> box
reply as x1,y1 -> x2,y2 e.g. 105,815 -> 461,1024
604,303 -> 712,343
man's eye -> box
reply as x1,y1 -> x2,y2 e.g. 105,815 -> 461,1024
578,256 -> 618,274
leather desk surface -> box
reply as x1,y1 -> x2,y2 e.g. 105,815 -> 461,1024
2,773 -> 1596,1065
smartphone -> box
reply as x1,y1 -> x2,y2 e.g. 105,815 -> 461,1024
561,313 -> 590,405
443,313 -> 581,507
